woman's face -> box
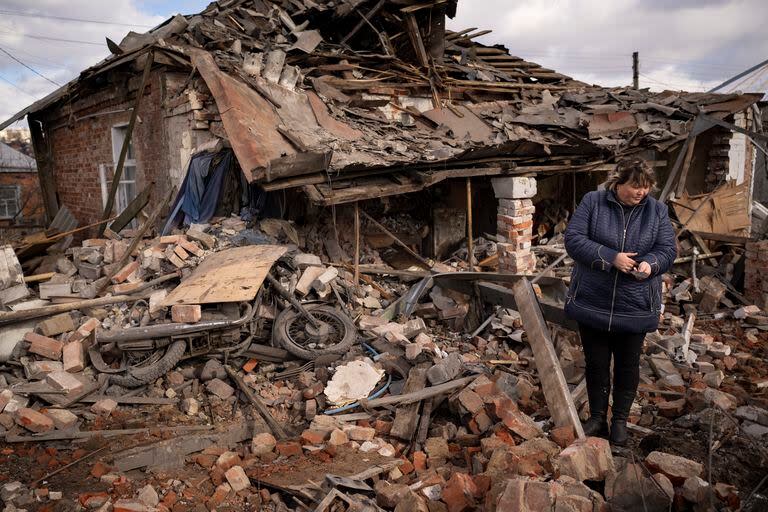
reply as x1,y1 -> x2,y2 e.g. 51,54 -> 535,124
616,181 -> 650,206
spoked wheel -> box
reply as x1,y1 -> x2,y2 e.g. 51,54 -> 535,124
272,304 -> 357,360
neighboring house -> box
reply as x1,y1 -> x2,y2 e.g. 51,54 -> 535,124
0,0 -> 763,272
710,59 -> 768,205
0,142 -> 44,231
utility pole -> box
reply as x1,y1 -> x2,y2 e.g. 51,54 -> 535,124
632,51 -> 639,90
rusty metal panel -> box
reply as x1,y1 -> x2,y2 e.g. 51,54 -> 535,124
307,91 -> 363,141
188,48 -> 294,182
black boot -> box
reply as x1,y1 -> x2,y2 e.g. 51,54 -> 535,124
610,389 -> 636,446
582,385 -> 610,438
610,419 -> 628,446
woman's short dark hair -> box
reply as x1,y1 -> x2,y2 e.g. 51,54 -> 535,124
605,157 -> 657,191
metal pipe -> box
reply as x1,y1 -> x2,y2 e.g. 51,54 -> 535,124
97,303 -> 254,344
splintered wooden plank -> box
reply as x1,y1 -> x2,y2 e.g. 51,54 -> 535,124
512,279 -> 585,438
163,245 -> 287,306
390,367 -> 429,440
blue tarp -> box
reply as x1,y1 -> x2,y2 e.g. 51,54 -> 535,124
162,150 -> 234,234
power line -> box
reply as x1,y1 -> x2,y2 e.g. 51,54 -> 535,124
0,45 -> 61,86
0,29 -> 104,47
0,8 -> 155,28
0,38 -> 65,68
637,72 -> 710,91
0,73 -> 37,97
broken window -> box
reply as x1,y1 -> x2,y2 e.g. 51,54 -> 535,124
0,185 -> 20,219
99,125 -> 138,226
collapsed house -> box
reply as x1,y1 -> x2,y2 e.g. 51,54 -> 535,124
0,1 -> 768,511
1,0 -> 765,275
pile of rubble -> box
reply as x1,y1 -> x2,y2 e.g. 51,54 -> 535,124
0,207 -> 765,512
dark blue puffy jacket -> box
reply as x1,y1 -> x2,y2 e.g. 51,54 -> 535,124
564,189 -> 677,333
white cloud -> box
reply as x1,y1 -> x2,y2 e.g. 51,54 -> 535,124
1,0 -> 765,128
0,1 -> 168,125
446,0 -> 768,93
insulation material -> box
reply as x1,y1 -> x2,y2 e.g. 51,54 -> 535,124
324,358 -> 385,406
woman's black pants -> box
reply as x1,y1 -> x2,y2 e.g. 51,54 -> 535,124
578,323 -> 646,422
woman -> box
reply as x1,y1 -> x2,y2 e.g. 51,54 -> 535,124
564,157 -> 676,446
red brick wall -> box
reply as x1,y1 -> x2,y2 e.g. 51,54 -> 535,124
39,69 -> 172,234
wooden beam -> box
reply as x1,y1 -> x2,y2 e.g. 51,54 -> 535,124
405,13 -> 430,68
99,50 -> 154,235
512,279 -> 585,438
361,376 -> 475,408
390,367 -> 428,440
675,135 -> 697,198
109,182 -> 153,234
28,115 -> 58,223
340,0 -> 386,46
659,115 -> 709,202
354,202 -> 360,285
225,365 -> 288,440
0,293 -> 147,325
466,177 -> 474,268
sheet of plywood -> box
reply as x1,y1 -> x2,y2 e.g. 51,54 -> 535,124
672,182 -> 750,236
163,245 -> 287,305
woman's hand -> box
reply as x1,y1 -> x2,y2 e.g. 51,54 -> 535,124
613,252 -> 638,273
636,261 -> 651,277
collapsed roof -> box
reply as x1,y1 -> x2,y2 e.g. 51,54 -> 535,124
1,0 -> 762,204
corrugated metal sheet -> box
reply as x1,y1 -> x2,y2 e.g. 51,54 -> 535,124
0,142 -> 36,172
710,58 -> 768,101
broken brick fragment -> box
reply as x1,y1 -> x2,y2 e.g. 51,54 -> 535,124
90,462 -> 111,479
15,408 -> 54,433
171,304 -> 202,323
645,451 -> 703,485
555,436 -> 614,482
276,441 -> 302,457
215,451 -> 242,472
111,261 -> 139,284
224,465 -> 250,492
442,472 -> 479,512
24,332 -> 64,360
300,429 -> 328,445
549,425 -> 576,448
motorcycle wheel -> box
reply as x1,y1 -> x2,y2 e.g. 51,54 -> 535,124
272,304 -> 357,360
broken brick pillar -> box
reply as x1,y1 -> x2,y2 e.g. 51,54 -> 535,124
744,240 -> 768,310
492,176 -> 536,275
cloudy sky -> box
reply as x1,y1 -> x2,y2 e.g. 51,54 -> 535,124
1,0 -> 767,129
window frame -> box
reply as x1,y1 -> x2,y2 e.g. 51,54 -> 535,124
0,185 -> 21,220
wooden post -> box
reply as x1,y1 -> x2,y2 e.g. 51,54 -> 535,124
28,115 -> 58,223
99,50 -> 154,236
632,51 -> 639,90
354,201 -> 360,285
675,136 -> 697,198
466,177 -> 474,269
512,279 -> 585,438
390,367 -> 428,440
